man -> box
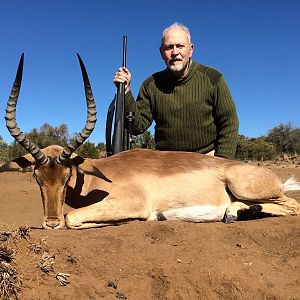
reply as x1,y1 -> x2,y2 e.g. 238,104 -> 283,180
114,23 -> 239,159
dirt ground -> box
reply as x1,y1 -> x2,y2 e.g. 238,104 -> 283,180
0,165 -> 299,300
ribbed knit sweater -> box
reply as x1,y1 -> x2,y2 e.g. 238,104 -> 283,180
125,61 -> 239,159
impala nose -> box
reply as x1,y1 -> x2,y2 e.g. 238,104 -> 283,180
45,218 -> 61,229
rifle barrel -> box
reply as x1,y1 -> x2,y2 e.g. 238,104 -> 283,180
122,35 -> 127,68
112,35 -> 127,154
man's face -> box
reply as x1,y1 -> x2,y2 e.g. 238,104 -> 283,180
160,27 -> 194,77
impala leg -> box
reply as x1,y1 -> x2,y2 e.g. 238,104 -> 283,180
65,196 -> 150,229
65,221 -> 123,230
223,201 -> 249,223
225,164 -> 284,201
249,197 -> 300,216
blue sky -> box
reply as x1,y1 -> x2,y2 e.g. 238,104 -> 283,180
0,0 -> 299,145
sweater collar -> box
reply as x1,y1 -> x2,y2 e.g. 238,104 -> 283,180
165,60 -> 196,85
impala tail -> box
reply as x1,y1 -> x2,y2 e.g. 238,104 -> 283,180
282,177 -> 300,194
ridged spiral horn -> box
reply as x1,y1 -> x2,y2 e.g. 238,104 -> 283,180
57,54 -> 97,165
5,53 -> 48,166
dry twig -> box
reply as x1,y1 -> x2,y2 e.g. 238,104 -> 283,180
56,273 -> 70,286
38,252 -> 55,273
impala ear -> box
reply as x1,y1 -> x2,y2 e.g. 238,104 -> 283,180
71,156 -> 112,183
0,153 -> 35,172
70,155 -> 85,166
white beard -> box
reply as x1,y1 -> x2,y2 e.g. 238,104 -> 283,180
168,62 -> 184,72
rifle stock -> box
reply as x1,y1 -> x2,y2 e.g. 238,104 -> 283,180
112,83 -> 125,154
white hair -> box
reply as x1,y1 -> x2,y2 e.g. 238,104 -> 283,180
161,22 -> 192,45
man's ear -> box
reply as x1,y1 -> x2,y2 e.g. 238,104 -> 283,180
189,43 -> 194,58
0,153 -> 34,172
71,156 -> 112,183
159,46 -> 165,60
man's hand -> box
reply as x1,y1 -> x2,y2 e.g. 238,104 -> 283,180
113,67 -> 131,94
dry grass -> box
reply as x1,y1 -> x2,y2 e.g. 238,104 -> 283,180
28,242 -> 42,254
16,227 -> 30,240
0,226 -> 32,300
0,231 -> 13,242
0,261 -> 22,300
0,244 -> 21,300
38,252 -> 55,273
0,246 -> 15,264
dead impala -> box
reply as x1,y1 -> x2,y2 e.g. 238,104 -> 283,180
1,54 -> 299,230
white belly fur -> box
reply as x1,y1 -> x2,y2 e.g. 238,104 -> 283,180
153,205 -> 227,222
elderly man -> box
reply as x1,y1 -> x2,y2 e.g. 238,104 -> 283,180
114,23 -> 239,159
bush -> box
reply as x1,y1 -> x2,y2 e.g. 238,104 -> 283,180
236,135 -> 277,161
76,141 -> 99,158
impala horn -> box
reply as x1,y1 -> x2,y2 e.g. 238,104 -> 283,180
5,53 -> 48,166
57,53 -> 97,165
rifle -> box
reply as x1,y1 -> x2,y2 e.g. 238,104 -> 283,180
106,35 -> 134,156
125,111 -> 135,150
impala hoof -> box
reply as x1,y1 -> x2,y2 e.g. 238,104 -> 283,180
248,204 -> 262,214
223,214 -> 237,224
156,211 -> 167,221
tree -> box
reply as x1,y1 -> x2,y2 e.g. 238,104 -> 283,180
7,123 -> 70,160
7,140 -> 27,160
96,142 -> 106,152
266,122 -> 298,154
77,141 -> 99,158
132,130 -> 155,149
0,135 -> 9,163
27,123 -> 69,148
96,142 -> 106,158
290,128 -> 300,154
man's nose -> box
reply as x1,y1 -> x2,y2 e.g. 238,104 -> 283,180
171,46 -> 179,55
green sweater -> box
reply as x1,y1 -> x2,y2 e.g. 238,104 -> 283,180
125,61 -> 239,159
